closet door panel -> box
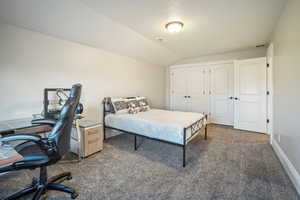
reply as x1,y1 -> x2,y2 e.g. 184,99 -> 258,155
186,67 -> 208,114
171,68 -> 187,111
211,63 -> 234,125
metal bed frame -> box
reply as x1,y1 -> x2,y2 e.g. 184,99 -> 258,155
102,97 -> 207,167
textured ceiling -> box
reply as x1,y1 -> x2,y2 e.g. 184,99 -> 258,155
0,0 -> 286,66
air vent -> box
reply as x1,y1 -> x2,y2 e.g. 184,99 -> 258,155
155,37 -> 164,42
256,44 -> 265,48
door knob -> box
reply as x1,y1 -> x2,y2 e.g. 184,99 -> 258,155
188,96 -> 191,98
234,97 -> 239,100
228,96 -> 233,100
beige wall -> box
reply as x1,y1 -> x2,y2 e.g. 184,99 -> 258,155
174,48 -> 266,65
0,22 -> 166,122
271,0 -> 300,175
165,48 -> 266,108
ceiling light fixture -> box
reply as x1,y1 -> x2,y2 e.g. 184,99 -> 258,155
165,21 -> 184,33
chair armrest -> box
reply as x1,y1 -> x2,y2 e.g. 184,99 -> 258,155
31,119 -> 57,127
0,134 -> 53,157
0,133 -> 42,143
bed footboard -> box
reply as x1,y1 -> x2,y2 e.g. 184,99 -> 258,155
182,115 -> 207,167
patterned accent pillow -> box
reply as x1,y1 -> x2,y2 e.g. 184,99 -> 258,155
111,98 -> 129,114
128,102 -> 139,114
127,99 -> 140,113
137,97 -> 150,112
110,97 -> 149,114
127,99 -> 139,107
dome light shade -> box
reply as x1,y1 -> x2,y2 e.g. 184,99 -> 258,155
165,21 -> 184,33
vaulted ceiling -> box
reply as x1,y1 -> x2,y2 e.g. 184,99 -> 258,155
0,0 -> 286,66
81,0 -> 286,59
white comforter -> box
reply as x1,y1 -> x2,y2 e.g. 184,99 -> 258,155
105,109 -> 205,145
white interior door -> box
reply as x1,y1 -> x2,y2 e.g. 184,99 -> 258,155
171,68 -> 187,111
234,58 -> 267,133
210,63 -> 234,125
186,67 -> 208,114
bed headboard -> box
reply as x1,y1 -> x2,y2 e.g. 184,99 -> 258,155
102,97 -> 112,137
102,97 -> 113,114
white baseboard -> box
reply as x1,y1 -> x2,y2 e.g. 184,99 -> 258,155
271,138 -> 300,195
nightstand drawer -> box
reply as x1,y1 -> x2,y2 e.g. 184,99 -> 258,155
70,121 -> 103,158
83,126 -> 103,157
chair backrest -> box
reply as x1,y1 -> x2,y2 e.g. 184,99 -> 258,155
47,84 -> 82,157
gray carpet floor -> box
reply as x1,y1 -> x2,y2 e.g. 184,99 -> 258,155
0,125 -> 299,200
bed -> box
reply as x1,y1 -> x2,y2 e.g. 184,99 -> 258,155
102,97 -> 207,167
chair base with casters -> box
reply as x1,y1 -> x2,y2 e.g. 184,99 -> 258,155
3,166 -> 78,200
0,134 -> 79,200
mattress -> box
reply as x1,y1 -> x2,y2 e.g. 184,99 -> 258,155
105,109 -> 205,145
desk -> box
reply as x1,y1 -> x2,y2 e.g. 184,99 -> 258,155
0,118 -> 52,136
0,118 -> 48,168
0,146 -> 24,167
0,117 -> 81,163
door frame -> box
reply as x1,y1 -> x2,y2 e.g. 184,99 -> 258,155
267,43 -> 274,142
233,57 -> 268,133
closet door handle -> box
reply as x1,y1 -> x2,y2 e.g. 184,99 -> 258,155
229,96 -> 234,100
234,97 -> 239,100
188,96 -> 191,98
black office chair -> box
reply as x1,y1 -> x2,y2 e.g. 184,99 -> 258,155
0,84 -> 82,200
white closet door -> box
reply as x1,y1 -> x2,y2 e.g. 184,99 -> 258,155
234,58 -> 267,133
171,68 -> 187,111
186,67 -> 208,114
210,63 -> 234,125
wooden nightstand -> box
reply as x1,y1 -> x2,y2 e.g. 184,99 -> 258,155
70,120 -> 103,158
